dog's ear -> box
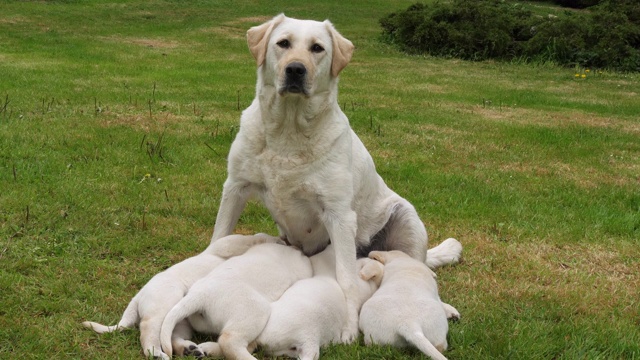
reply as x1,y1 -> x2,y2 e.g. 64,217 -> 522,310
368,251 -> 387,264
359,259 -> 384,286
324,20 -> 354,77
247,14 -> 285,66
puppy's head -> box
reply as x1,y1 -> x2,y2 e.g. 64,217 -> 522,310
247,14 -> 354,97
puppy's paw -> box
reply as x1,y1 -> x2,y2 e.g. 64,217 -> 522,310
145,346 -> 171,360
442,302 -> 461,321
183,343 -> 205,358
198,341 -> 223,358
339,323 -> 359,344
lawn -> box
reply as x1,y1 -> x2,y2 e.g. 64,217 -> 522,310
1,0 -> 638,359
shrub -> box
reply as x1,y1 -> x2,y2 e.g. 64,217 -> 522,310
380,0 -> 535,61
555,0 -> 602,8
525,0 -> 640,71
380,0 -> 640,72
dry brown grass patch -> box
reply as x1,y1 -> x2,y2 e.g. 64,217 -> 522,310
100,36 -> 181,49
462,104 -> 640,135
453,233 -> 639,319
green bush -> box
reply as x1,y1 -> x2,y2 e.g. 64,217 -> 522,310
380,0 -> 535,61
554,0 -> 602,8
380,0 -> 640,72
525,0 -> 640,70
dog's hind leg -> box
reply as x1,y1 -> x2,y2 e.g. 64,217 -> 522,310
398,325 -> 448,360
219,331 -> 260,360
377,199 -> 428,261
172,319 -> 204,358
441,302 -> 461,321
425,238 -> 462,269
139,316 -> 170,360
82,296 -> 140,333
218,298 -> 270,360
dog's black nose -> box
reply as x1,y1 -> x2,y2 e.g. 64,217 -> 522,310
284,62 -> 307,94
285,62 -> 307,77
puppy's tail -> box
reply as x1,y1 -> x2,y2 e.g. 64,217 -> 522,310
82,296 -> 140,333
399,325 -> 448,360
160,295 -> 201,356
426,238 -> 462,269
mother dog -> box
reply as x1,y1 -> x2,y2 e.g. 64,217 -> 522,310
208,14 -> 461,341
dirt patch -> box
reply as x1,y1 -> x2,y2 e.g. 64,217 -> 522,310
457,233 -> 639,318
200,16 -> 273,39
466,105 -> 640,135
229,16 -> 273,25
0,16 -> 29,25
100,36 -> 180,49
199,25 -> 245,40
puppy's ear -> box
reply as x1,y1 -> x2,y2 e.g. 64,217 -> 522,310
368,251 -> 387,264
247,14 -> 285,66
359,259 -> 384,286
324,20 -> 354,77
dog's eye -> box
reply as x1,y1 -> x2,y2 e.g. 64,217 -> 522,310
277,39 -> 290,49
311,44 -> 325,53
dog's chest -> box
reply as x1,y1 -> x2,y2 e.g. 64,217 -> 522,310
254,150 -> 330,251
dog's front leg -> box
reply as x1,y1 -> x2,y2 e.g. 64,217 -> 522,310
322,208 -> 359,343
210,179 -> 253,243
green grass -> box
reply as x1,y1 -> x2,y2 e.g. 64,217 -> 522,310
1,1 -> 639,359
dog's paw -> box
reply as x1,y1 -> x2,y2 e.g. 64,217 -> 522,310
183,344 -> 205,358
198,341 -> 223,358
145,346 -> 171,360
175,340 -> 205,359
339,323 -> 359,344
442,302 -> 461,322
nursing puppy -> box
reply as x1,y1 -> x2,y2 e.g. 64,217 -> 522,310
82,233 -> 281,360
257,245 -> 384,360
209,13 -> 462,341
359,250 -> 460,360
160,242 -> 312,360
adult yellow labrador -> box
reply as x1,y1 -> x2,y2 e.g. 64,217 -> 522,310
208,14 -> 461,341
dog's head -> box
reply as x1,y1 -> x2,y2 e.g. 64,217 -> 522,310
247,14 -> 354,97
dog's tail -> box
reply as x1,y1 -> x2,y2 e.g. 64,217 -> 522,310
160,295 -> 201,356
426,238 -> 462,269
398,325 -> 448,360
82,296 -> 140,333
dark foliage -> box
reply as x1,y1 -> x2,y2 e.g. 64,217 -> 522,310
554,0 -> 602,9
380,0 -> 640,72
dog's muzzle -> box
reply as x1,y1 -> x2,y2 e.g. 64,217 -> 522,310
282,62 -> 307,95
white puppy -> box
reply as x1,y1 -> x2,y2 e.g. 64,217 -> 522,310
359,250 -> 460,360
209,13 -> 462,342
257,245 -> 384,360
82,233 -> 281,360
159,242 -> 312,360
